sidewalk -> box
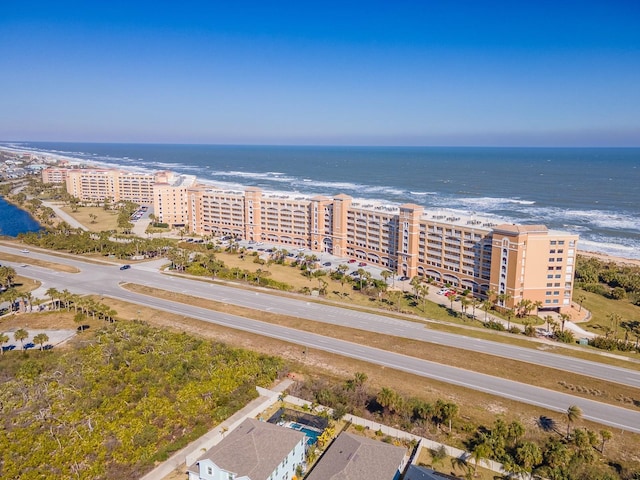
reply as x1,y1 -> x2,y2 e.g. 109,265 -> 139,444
41,201 -> 88,231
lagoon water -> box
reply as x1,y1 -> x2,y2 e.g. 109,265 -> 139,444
3,142 -> 640,259
0,196 -> 41,237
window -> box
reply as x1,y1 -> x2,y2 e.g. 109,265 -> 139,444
207,466 -> 213,475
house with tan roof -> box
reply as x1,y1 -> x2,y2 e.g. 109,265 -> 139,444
305,431 -> 408,480
187,418 -> 306,480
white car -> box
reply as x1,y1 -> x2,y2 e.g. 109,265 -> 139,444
437,289 -> 449,295
21,249 -> 30,253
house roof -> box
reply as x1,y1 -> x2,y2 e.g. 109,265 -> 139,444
190,418 -> 305,480
306,432 -> 406,480
404,464 -> 462,480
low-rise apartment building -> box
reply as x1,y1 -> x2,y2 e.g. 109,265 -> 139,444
60,167 -> 159,204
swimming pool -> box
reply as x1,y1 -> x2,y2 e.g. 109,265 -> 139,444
289,422 -> 322,446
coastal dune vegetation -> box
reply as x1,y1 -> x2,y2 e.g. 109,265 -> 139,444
0,321 -> 284,479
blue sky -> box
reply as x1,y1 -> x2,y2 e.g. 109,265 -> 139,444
1,1 -> 639,146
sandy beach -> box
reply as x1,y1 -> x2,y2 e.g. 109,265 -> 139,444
578,250 -> 640,268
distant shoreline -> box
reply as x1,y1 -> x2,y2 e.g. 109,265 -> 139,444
2,144 -> 639,264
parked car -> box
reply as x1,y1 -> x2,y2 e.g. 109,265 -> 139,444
358,262 -> 367,267
348,259 -> 357,263
119,265 -> 131,270
323,262 -> 332,267
437,289 -> 449,295
398,276 -> 410,281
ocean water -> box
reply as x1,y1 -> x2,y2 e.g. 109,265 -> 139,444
3,142 -> 639,259
0,196 -> 41,237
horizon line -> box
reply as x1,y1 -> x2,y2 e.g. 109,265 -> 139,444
2,140 -> 640,149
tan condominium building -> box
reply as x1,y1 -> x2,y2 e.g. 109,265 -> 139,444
171,185 -> 577,313
152,171 -> 198,227
64,168 -> 158,204
42,166 -> 73,184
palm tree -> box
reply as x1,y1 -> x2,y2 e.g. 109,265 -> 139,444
418,284 -> 430,311
21,292 -> 33,312
33,333 -> 49,350
45,287 -> 60,310
559,313 -> 571,333
470,297 -> 479,319
376,387 -> 397,416
497,291 -> 512,310
4,288 -> 19,312
506,309 -> 514,330
566,405 -> 582,438
336,264 -> 349,286
0,332 -> 9,355
254,269 -> 270,286
380,270 -> 392,286
515,441 -> 542,479
14,328 -> 29,350
460,297 -> 471,318
388,290 -> 402,312
440,401 -> 458,432
533,300 -> 543,316
508,420 -> 525,446
607,313 -> 621,339
576,294 -> 586,312
544,315 -> 554,333
481,300 -> 492,323
599,429 -> 612,454
470,442 -> 491,477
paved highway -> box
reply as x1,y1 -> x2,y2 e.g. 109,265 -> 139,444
3,245 -> 640,433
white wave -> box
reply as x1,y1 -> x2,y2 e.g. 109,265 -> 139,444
409,191 -> 438,196
578,237 -> 640,260
290,179 -> 360,190
432,196 -> 536,211
533,207 -> 640,232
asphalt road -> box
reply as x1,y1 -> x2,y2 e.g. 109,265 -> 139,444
3,245 -> 640,433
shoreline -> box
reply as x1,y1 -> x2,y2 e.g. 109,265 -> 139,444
577,250 -> 640,268
2,145 -> 640,264
3,185 -> 640,269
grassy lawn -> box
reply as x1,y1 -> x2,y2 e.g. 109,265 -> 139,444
60,205 -> 120,232
578,288 -> 640,338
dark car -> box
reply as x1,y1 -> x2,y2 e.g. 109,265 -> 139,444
323,262 -> 332,267
119,265 -> 131,270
